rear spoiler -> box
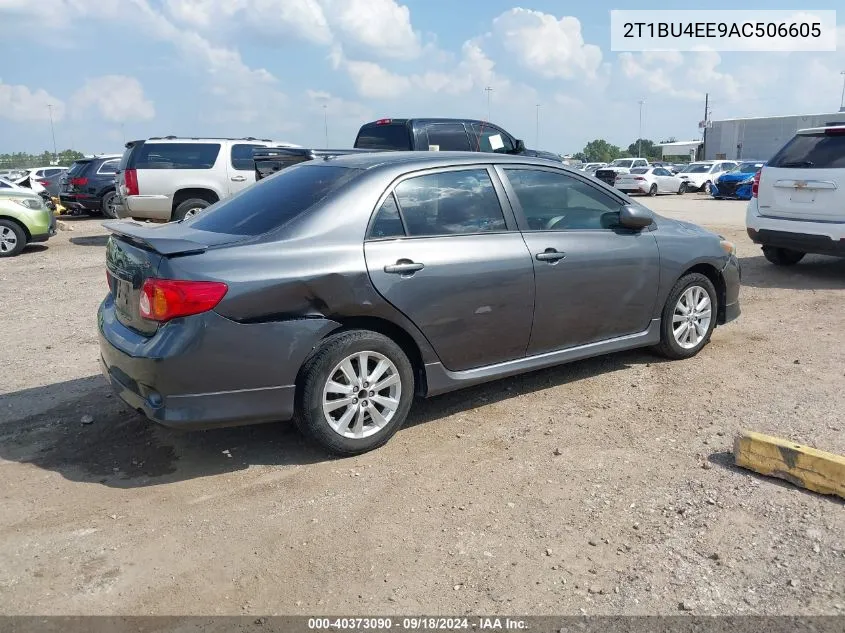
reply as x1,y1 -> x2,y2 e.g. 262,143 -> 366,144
102,220 -> 208,256
253,147 -> 378,181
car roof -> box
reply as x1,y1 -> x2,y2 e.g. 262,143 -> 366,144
309,151 -> 572,172
360,118 -> 497,127
797,124 -> 845,134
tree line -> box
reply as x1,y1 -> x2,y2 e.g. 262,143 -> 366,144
0,150 -> 86,169
572,137 -> 680,163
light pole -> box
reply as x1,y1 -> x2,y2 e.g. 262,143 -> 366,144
840,70 -> 845,111
47,104 -> 57,164
535,104 -> 541,148
637,99 -> 645,158
121,123 -> 126,145
485,87 -> 493,121
323,104 -> 328,148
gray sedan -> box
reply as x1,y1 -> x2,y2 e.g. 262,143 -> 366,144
98,152 -> 741,455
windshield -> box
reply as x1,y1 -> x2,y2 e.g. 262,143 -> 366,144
610,160 -> 634,168
684,164 -> 711,173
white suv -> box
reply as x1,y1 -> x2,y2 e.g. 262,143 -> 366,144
114,137 -> 299,221
747,125 -> 845,265
678,161 -> 737,193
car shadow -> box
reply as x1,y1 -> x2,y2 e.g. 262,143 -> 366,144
739,253 -> 845,291
707,451 -> 845,506
70,235 -> 109,247
20,244 -> 49,255
0,350 -> 664,489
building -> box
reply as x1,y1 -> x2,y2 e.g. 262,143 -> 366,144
705,110 -> 845,161
655,140 -> 701,162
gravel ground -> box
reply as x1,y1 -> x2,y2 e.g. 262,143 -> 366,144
0,195 -> 843,616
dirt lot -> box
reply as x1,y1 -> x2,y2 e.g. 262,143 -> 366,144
0,195 -> 843,616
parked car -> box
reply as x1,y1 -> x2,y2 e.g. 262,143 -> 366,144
581,162 -> 607,173
710,161 -> 765,200
594,158 -> 650,187
615,167 -> 686,196
60,154 -> 122,217
114,137 -> 300,222
677,161 -> 738,193
353,118 -> 562,161
99,151 -> 741,455
0,188 -> 56,257
0,169 -> 25,181
0,177 -> 28,191
747,124 -> 845,265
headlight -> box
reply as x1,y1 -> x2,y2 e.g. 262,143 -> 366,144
11,197 -> 44,210
720,239 -> 736,256
739,177 -> 753,184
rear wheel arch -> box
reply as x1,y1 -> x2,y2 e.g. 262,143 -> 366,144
171,188 -> 220,211
679,263 -> 726,324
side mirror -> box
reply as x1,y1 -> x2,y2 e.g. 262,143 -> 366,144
619,204 -> 654,229
514,139 -> 526,153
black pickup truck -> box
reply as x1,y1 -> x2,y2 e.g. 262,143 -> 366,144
254,117 -> 562,180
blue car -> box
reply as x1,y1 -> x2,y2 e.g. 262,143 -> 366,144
710,161 -> 765,200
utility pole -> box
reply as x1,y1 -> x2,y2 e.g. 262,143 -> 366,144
485,87 -> 493,121
840,71 -> 845,111
702,92 -> 709,160
323,104 -> 328,148
637,99 -> 645,158
535,104 -> 540,148
47,104 -> 57,164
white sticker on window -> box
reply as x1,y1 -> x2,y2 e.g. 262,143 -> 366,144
489,134 -> 504,150
428,144 -> 440,152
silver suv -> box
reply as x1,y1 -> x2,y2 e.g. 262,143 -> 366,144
114,137 -> 299,221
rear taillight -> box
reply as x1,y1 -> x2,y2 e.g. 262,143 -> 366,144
751,170 -> 761,198
70,177 -> 88,186
139,279 -> 228,322
38,179 -> 51,186
634,176 -> 645,181
124,168 -> 139,196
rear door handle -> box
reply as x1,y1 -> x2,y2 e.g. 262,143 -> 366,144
384,260 -> 425,274
535,249 -> 566,262
231,175 -> 247,182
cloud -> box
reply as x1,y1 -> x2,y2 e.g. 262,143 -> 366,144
71,75 -> 154,122
0,80 -> 65,122
491,8 -> 602,79
319,0 -> 421,59
617,50 -> 743,102
343,59 -> 412,99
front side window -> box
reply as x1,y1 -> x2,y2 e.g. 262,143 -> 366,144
469,124 -> 515,153
424,124 -> 472,151
231,144 -> 263,171
133,143 -> 221,169
393,169 -> 506,236
503,168 -> 622,231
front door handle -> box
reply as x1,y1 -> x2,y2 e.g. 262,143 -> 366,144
231,175 -> 247,182
384,259 -> 425,275
535,249 -> 566,262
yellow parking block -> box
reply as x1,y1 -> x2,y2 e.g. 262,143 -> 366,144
734,431 -> 845,499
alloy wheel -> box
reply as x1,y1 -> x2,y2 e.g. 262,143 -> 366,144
672,285 -> 712,349
322,351 -> 402,439
0,227 -> 18,253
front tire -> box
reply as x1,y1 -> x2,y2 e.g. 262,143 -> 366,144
295,330 -> 415,455
653,273 -> 717,360
0,219 -> 26,257
677,183 -> 685,195
762,246 -> 805,266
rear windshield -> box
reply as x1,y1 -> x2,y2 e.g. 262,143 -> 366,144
133,143 -> 221,169
67,161 -> 91,176
630,168 -> 649,174
355,124 -> 411,150
684,164 -> 711,173
736,162 -> 763,173
768,132 -> 845,169
188,164 -> 361,236
119,143 -> 140,170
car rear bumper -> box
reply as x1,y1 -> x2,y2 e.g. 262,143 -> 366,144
60,193 -> 101,211
119,194 -> 172,220
746,199 -> 845,256
97,295 -> 340,430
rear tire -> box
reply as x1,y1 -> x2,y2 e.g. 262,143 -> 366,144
0,219 -> 26,257
652,273 -> 717,360
100,191 -> 118,219
294,330 -> 415,456
762,246 -> 805,266
702,180 -> 711,193
648,184 -> 658,197
172,198 -> 211,222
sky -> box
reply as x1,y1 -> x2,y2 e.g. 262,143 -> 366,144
1,0 -> 844,156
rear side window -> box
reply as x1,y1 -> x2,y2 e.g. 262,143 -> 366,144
369,194 -> 405,239
393,169 -> 506,236
133,143 -> 221,169
97,160 -> 119,175
231,144 -> 263,171
768,132 -> 845,169
355,124 -> 412,150
67,161 -> 90,176
469,124 -> 515,153
425,123 -> 472,151
188,164 -> 361,236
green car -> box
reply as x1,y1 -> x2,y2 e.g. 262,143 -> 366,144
0,188 -> 56,257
